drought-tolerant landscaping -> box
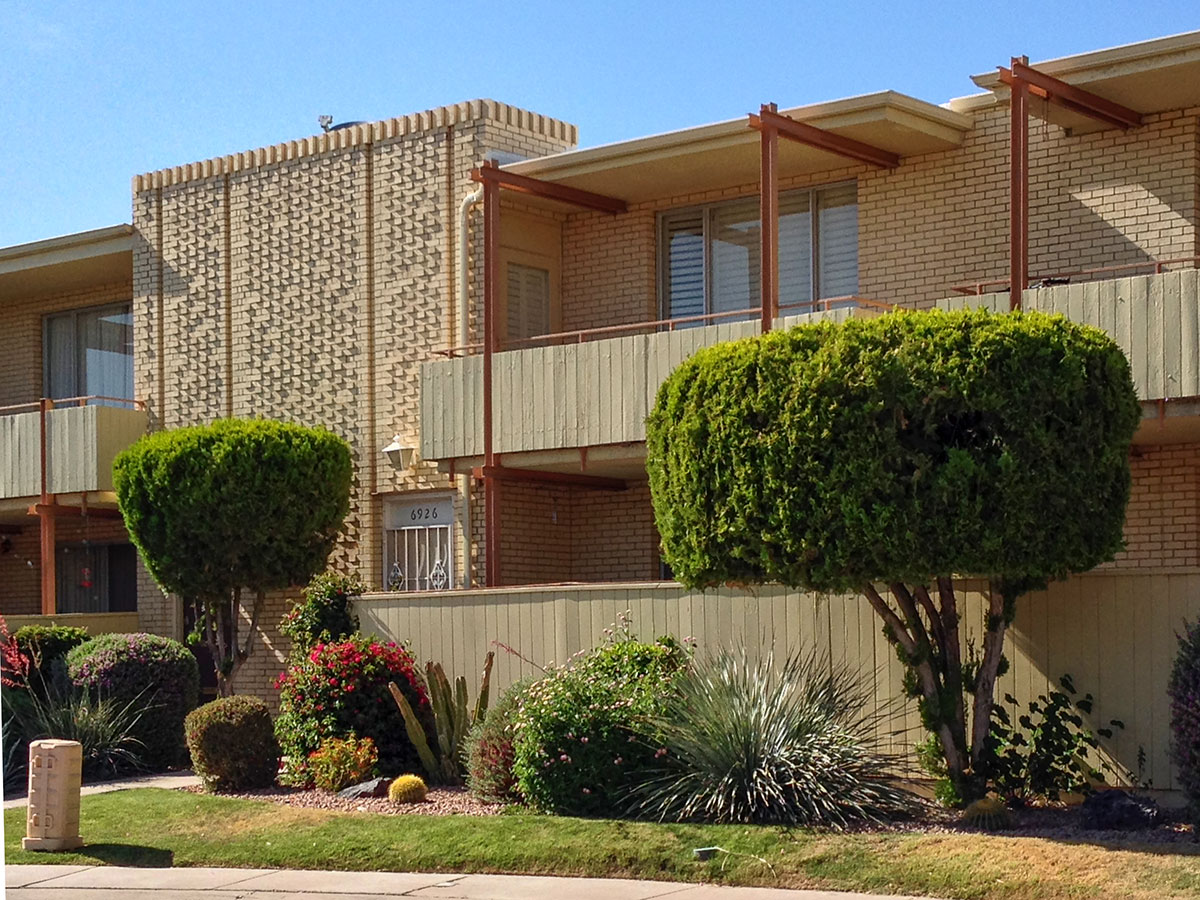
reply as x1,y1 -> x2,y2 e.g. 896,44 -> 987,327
6,788 -> 1200,900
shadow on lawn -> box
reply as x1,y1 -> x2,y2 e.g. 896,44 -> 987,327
73,843 -> 174,867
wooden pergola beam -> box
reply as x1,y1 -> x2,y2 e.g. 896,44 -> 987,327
748,107 -> 900,169
471,160 -> 627,214
473,465 -> 627,492
999,62 -> 1142,131
28,504 -> 124,520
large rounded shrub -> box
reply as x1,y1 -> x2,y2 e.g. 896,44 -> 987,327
512,634 -> 688,816
67,633 -> 199,768
15,625 -> 89,694
466,679 -> 531,804
185,696 -> 280,792
275,637 -> 431,782
1170,620 -> 1200,822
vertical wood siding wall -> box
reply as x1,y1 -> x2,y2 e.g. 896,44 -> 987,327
938,270 -> 1200,401
0,405 -> 147,499
419,306 -> 868,460
356,569 -> 1200,791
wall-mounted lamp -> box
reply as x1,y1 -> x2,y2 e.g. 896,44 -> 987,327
382,434 -> 416,470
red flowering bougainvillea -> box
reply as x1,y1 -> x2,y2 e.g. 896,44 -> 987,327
274,636 -> 431,783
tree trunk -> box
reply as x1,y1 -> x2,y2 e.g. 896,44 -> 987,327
970,589 -> 1009,774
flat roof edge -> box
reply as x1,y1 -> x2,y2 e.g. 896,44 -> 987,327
0,224 -> 134,266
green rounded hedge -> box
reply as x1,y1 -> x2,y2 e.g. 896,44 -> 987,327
67,633 -> 199,768
185,696 -> 280,792
113,419 -> 353,602
647,309 -> 1140,592
512,636 -> 688,816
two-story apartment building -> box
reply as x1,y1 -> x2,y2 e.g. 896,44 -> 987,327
4,31 -> 1200,789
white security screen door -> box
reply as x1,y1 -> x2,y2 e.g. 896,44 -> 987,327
383,495 -> 454,592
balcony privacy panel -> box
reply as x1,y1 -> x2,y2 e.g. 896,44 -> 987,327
937,270 -> 1200,402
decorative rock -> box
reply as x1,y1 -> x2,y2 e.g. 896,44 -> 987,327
1079,790 -> 1159,830
337,777 -> 390,800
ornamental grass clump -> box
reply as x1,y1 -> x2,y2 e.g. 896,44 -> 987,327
512,618 -> 689,816
274,636 -> 430,784
1169,619 -> 1200,822
67,633 -> 199,768
629,647 -> 918,827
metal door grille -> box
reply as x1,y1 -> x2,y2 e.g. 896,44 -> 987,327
385,524 -> 453,592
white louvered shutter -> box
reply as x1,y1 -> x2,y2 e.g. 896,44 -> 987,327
506,263 -> 551,341
662,211 -> 705,320
816,184 -> 858,299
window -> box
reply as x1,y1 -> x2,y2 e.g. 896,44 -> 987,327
506,263 -> 551,341
43,303 -> 134,403
660,183 -> 857,320
56,543 -> 137,614
383,494 -> 454,592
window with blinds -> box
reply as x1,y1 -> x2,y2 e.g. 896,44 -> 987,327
506,262 -> 551,341
660,183 -> 857,320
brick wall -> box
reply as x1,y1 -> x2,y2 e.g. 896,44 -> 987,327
130,100 -> 576,704
1110,442 -> 1200,569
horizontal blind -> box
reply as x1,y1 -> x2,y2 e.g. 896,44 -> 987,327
817,184 -> 858,299
709,198 -> 759,315
778,191 -> 813,311
662,211 -> 705,319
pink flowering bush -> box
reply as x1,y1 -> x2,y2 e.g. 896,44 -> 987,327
66,632 -> 199,768
512,620 -> 689,815
1170,619 -> 1200,821
274,636 -> 431,783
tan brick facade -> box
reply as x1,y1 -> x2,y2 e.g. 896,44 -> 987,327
1110,442 -> 1200,569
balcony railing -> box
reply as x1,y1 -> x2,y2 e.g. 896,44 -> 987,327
0,397 -> 148,500
421,298 -> 889,460
949,256 -> 1200,297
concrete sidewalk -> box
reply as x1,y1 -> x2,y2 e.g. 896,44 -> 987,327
6,866 -> 932,899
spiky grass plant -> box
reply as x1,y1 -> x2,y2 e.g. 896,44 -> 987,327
11,688 -> 147,780
629,647 -> 918,828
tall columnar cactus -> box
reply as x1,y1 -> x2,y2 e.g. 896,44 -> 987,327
389,651 -> 494,784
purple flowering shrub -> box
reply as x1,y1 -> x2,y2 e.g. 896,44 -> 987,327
1169,619 -> 1200,819
512,620 -> 689,816
67,632 -> 199,768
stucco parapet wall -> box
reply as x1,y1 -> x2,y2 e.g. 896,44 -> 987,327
131,99 -> 578,192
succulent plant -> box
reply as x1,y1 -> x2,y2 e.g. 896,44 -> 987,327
388,773 -> 428,804
962,795 -> 1011,831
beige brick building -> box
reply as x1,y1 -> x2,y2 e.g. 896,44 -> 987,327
5,31 -> 1200,751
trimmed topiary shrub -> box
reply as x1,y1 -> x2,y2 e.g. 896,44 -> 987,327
466,679 -> 531,804
1170,619 -> 1200,822
67,632 -> 199,769
280,572 -> 363,656
185,696 -> 280,792
309,734 -> 377,792
114,419 -> 352,695
647,308 -> 1139,799
512,624 -> 689,816
275,637 -> 431,783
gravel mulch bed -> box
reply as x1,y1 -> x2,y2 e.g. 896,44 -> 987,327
180,783 -> 502,817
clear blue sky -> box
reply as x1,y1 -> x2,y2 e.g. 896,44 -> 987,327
1,0 -> 1196,248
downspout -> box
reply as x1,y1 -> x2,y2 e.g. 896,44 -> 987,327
457,186 -> 483,588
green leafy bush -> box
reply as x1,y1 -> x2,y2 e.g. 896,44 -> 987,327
15,625 -> 89,690
630,647 -> 916,827
310,734 -> 377,792
466,679 -> 532,803
67,633 -> 199,769
512,624 -> 688,815
984,675 -> 1123,804
274,637 -> 430,783
1169,620 -> 1200,821
280,572 -> 363,656
114,418 -> 352,695
185,696 -> 280,792
646,308 -> 1139,799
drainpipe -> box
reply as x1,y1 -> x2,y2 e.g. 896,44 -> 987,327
456,186 -> 483,588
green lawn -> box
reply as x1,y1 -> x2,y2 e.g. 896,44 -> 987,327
6,789 -> 1200,900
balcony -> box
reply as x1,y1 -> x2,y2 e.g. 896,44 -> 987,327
938,267 -> 1200,403
420,299 -> 888,463
0,399 -> 148,502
